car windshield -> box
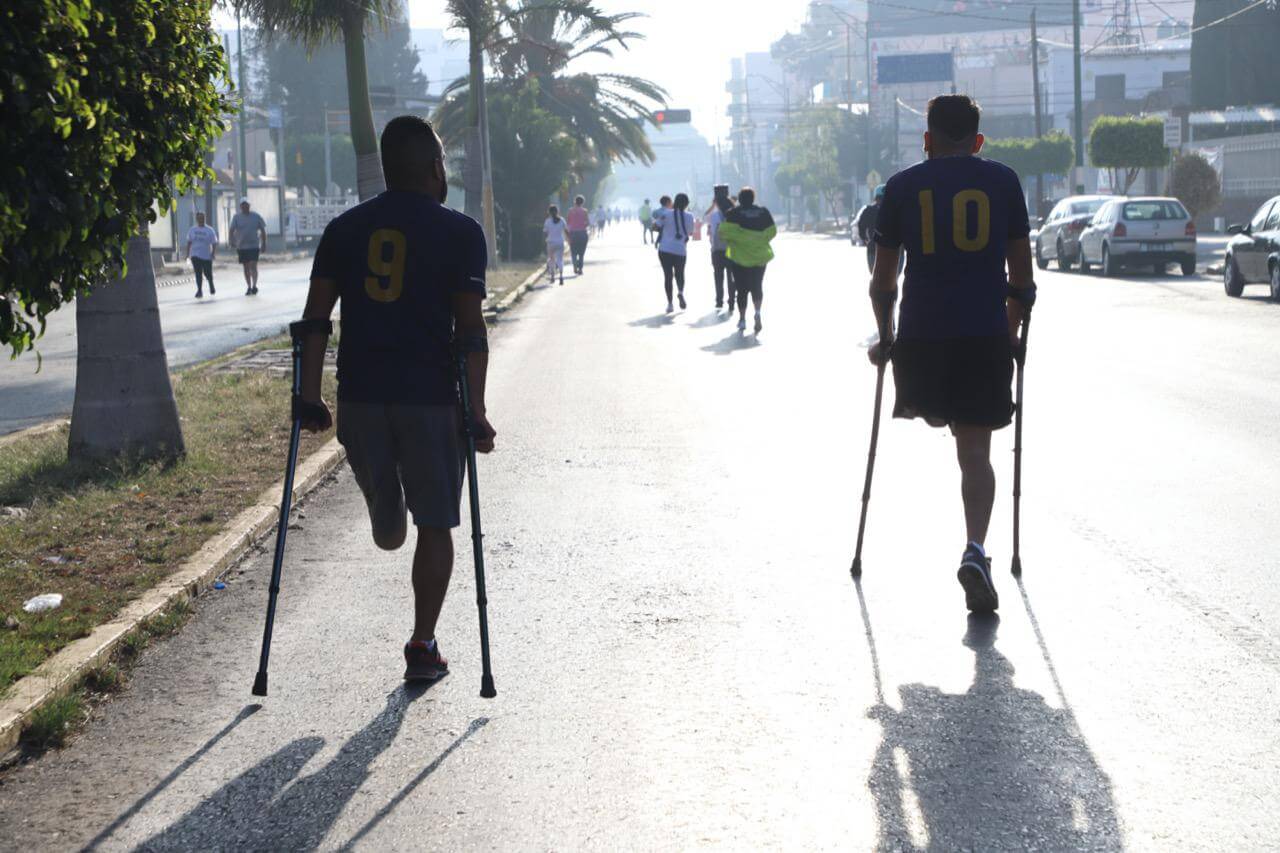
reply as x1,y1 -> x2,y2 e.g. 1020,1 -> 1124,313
1122,201 -> 1187,221
1071,200 -> 1106,216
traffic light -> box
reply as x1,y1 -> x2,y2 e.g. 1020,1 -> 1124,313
653,109 -> 692,125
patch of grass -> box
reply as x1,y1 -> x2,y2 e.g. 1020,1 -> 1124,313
20,693 -> 83,752
83,664 -> 123,695
0,360 -> 337,694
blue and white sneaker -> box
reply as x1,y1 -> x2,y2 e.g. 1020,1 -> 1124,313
957,543 -> 999,613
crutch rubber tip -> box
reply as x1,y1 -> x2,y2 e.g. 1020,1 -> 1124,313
1011,556 -> 1023,577
850,557 -> 863,579
480,676 -> 497,699
252,672 -> 269,697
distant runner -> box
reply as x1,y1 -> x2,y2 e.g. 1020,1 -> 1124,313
229,198 -> 267,296
639,199 -> 653,245
566,195 -> 590,275
719,187 -> 776,334
296,115 -> 495,682
653,193 -> 694,312
184,211 -> 218,299
866,94 -> 1036,614
594,206 -> 607,236
706,185 -> 735,310
544,205 -> 567,286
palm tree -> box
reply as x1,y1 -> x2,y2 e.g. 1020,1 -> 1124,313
444,0 -> 499,263
238,0 -> 400,201
437,1 -> 666,201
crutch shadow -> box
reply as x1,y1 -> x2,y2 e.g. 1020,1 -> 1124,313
134,683 -> 435,851
82,705 -> 263,851
855,579 -> 1124,851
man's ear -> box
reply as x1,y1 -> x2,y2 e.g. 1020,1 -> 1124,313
923,131 -> 933,158
972,132 -> 985,154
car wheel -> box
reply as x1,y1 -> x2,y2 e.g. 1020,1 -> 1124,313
1056,239 -> 1074,271
1035,238 -> 1049,270
1224,256 -> 1245,297
1271,262 -> 1280,301
1181,257 -> 1196,277
1102,244 -> 1117,277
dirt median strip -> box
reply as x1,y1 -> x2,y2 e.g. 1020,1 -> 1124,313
0,263 -> 542,757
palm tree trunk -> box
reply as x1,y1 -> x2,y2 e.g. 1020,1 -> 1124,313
341,10 -> 385,201
69,235 -> 184,464
463,25 -> 485,224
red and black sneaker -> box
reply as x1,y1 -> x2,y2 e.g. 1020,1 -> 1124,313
404,640 -> 449,682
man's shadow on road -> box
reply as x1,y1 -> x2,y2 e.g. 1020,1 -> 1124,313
629,312 -> 677,329
688,310 -> 731,329
700,330 -> 761,355
856,580 -> 1123,851
131,683 -> 487,852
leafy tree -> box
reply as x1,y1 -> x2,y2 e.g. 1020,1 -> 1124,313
1167,151 -> 1222,219
774,107 -> 850,225
241,0 -> 401,200
1,0 -> 229,359
1088,116 -> 1170,195
983,133 -> 1074,180
2,0 -> 228,463
258,18 -> 429,144
485,81 -> 576,259
290,133 -> 357,193
1191,1 -> 1280,110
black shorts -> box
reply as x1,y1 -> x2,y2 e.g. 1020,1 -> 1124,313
891,335 -> 1014,429
237,248 -> 260,263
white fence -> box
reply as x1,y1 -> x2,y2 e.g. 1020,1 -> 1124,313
290,194 -> 359,238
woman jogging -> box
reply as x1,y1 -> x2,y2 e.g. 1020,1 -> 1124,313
719,187 -> 776,334
544,204 -> 567,285
566,195 -> 591,275
706,185 -> 735,310
653,192 -> 695,312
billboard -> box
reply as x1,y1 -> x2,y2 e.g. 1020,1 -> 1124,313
877,52 -> 955,85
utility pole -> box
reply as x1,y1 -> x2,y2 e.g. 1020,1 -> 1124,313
1072,0 -> 1085,192
892,97 -> 901,172
323,108 -> 333,195
235,5 -> 248,202
1031,8 -> 1045,218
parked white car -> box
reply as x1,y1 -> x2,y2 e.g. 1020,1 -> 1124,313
1078,197 -> 1197,277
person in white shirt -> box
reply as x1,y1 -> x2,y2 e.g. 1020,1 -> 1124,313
229,198 -> 268,295
184,211 -> 219,298
653,192 -> 695,312
543,205 -> 567,286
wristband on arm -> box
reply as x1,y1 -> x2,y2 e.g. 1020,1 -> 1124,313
1008,282 -> 1037,309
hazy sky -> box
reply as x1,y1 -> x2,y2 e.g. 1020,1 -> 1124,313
406,0 -> 811,141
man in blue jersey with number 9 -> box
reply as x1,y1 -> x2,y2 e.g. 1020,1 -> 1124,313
867,95 -> 1036,614
294,115 -> 496,682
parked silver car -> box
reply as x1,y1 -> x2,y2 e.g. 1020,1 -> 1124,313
1078,197 -> 1197,277
1034,195 -> 1112,271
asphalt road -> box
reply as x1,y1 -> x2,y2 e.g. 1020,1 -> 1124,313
0,259 -> 315,435
2,229 -> 1278,850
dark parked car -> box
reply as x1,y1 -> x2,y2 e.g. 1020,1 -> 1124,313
1223,195 -> 1280,299
1034,195 -> 1112,270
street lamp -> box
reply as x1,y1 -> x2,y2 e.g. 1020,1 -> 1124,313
812,2 -> 874,191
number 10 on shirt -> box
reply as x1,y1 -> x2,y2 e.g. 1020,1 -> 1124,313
918,189 -> 990,255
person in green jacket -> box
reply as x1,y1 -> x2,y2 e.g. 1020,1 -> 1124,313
639,198 -> 653,245
718,187 -> 777,334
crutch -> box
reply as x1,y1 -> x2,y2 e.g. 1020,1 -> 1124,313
851,358 -> 888,579
1010,314 -> 1031,577
456,349 -> 498,699
252,318 -> 330,697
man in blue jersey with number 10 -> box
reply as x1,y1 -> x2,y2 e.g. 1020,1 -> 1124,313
295,115 -> 497,683
867,95 -> 1036,614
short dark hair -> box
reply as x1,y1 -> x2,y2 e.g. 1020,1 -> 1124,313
738,187 -> 756,207
380,115 -> 443,188
575,195 -> 585,205
674,192 -> 689,210
927,95 -> 981,145
659,195 -> 672,206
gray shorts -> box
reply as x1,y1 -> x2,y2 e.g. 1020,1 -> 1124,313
337,402 -> 464,538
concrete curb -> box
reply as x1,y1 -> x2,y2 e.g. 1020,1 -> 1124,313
0,420 -> 70,451
484,266 -> 544,323
0,439 -> 347,756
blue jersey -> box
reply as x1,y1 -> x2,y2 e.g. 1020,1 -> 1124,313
875,156 -> 1029,340
311,191 -> 487,404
